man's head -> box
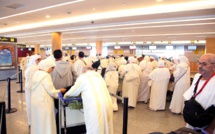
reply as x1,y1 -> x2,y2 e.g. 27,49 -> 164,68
198,53 -> 215,77
78,51 -> 85,58
53,49 -> 62,60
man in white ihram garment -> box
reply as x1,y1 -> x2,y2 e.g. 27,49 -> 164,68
183,53 -> 215,134
169,55 -> 190,114
138,56 -> 152,103
20,53 -> 30,79
120,56 -> 141,108
149,60 -> 170,111
24,55 -> 41,126
149,56 -> 158,70
105,62 -> 119,111
31,59 -> 66,134
74,51 -> 88,77
64,65 -> 114,134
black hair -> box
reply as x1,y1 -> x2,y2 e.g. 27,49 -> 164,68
53,49 -> 62,59
78,51 -> 84,58
70,55 -> 76,60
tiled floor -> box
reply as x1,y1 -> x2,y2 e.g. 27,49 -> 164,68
0,80 -> 185,134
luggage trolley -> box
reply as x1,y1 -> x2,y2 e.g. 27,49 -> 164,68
58,92 -> 86,134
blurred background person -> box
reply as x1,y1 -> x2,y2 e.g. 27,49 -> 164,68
170,55 -> 190,114
149,60 -> 170,111
105,62 -> 119,111
120,56 -> 141,108
24,54 -> 42,126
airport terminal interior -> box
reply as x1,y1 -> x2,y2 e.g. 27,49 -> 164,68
0,0 -> 215,134
0,79 -> 185,134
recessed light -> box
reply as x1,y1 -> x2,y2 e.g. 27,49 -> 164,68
92,8 -> 96,11
46,15 -> 50,18
157,0 -> 163,2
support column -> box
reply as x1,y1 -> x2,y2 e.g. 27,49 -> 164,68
52,32 -> 62,53
96,41 -> 103,55
34,44 -> 40,54
206,38 -> 215,54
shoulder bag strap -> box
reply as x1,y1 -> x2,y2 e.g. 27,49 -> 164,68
175,67 -> 188,83
80,59 -> 87,65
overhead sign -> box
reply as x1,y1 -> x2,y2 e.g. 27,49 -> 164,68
17,44 -> 26,48
0,37 -> 17,43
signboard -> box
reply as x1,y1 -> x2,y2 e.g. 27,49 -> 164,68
0,37 -> 17,43
17,44 -> 26,48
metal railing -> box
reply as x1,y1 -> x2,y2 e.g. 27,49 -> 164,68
5,68 -> 24,114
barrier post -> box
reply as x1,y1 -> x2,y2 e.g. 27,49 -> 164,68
16,67 -> 21,84
5,78 -> 17,114
17,69 -> 24,93
0,101 -> 7,134
122,97 -> 128,134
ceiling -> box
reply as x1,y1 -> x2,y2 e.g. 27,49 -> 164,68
0,0 -> 215,47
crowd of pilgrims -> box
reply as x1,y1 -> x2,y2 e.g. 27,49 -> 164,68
20,50 -> 191,134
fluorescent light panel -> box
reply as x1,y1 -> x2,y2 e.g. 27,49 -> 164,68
0,0 -> 85,20
1,0 -> 215,33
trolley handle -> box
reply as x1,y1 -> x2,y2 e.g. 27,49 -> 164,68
58,92 -> 82,103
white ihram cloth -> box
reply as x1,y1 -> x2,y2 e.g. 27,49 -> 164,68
149,67 -> 170,110
31,59 -> 60,134
105,62 -> 119,111
64,71 -> 114,134
184,73 -> 215,133
121,63 -> 141,107
169,61 -> 190,114
24,55 -> 41,126
138,60 -> 152,102
74,58 -> 88,77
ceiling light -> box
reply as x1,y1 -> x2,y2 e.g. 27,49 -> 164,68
0,0 -> 85,20
46,15 -> 50,18
157,0 -> 163,2
92,8 -> 96,11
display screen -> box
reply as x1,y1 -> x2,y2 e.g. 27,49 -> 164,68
188,46 -> 197,50
149,46 -> 156,50
129,46 -> 136,49
64,46 -> 69,50
114,46 -> 120,49
86,46 -> 92,50
72,47 -> 77,50
166,46 -> 173,50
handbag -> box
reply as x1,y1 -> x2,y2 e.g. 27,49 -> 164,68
125,65 -> 139,81
183,74 -> 215,127
64,85 -> 83,110
68,95 -> 83,110
167,127 -> 201,134
183,97 -> 215,127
